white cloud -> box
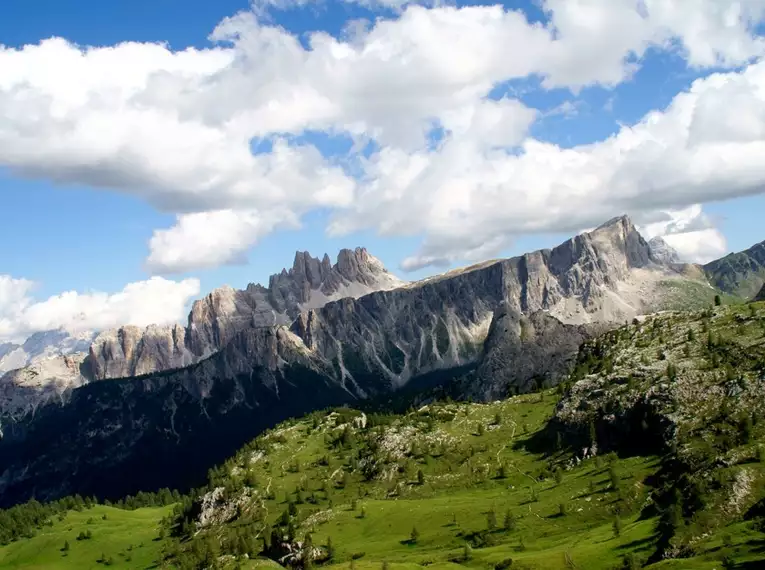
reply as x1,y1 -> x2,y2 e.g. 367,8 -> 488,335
330,59 -> 765,269
638,204 -> 729,264
0,276 -> 200,343
662,230 -> 728,264
0,1 -> 764,273
146,208 -> 300,273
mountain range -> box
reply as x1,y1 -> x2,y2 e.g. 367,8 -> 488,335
0,215 -> 761,507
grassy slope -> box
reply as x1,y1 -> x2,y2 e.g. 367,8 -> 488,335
655,279 -> 743,311
0,505 -> 170,570
4,306 -> 765,569
174,379 -> 764,570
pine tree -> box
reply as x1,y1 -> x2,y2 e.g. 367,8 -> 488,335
487,507 -> 497,530
503,510 -> 516,531
609,465 -> 620,490
326,536 -> 335,560
62,540 -> 70,552
410,526 -> 420,544
462,543 -> 472,561
613,516 -> 623,537
417,470 -> 425,485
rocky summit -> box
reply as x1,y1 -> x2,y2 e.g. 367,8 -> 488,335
88,247 -> 404,380
0,215 -> 744,505
0,248 -> 402,422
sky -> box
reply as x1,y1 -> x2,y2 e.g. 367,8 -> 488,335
2,0 -> 765,343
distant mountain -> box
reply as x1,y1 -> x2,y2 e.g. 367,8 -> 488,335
0,215 -> 722,506
0,330 -> 96,420
0,329 -> 95,377
88,247 -> 404,380
647,236 -> 681,265
0,248 -> 403,423
703,239 -> 765,299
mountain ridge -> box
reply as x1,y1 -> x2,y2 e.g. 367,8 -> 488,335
0,214 -> 728,506
703,238 -> 765,298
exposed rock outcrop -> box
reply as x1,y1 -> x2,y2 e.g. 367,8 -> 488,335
87,248 -> 403,380
648,236 -> 681,265
459,304 -> 601,402
755,284 -> 765,302
0,329 -> 95,377
0,330 -> 96,420
0,353 -> 91,422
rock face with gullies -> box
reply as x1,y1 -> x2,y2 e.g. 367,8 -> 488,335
88,248 -> 403,380
0,329 -> 97,422
755,284 -> 765,302
457,303 -> 602,402
285,216 -> 693,393
0,215 -> 717,505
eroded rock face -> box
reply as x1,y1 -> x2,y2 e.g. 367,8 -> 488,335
0,329 -> 95,377
648,236 -> 681,265
459,304 -> 601,402
88,248 -> 403,380
0,353 -> 91,423
0,216 -> 715,505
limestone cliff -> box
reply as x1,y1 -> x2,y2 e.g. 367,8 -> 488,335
87,247 -> 403,380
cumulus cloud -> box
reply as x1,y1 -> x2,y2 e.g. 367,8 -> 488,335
638,205 -> 729,264
146,208 -> 300,273
0,1 -> 764,273
331,59 -> 765,268
0,276 -> 200,343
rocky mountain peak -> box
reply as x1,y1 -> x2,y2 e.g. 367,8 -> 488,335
85,247 -> 403,381
584,214 -> 652,269
0,328 -> 96,378
648,236 -> 681,265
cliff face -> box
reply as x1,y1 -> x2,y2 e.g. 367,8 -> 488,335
87,247 -> 403,380
461,304 -> 601,402
0,353 -> 91,422
286,215 -> 690,390
0,216 -> 708,505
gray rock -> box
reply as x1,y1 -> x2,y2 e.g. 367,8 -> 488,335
648,236 -> 681,265
88,248 -> 403,381
0,353 -> 91,422
460,304 -> 601,401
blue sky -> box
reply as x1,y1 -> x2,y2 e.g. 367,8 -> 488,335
1,0 -> 765,341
